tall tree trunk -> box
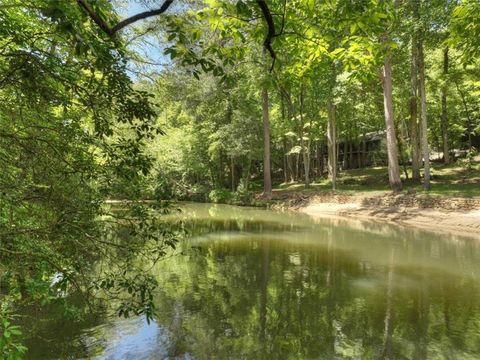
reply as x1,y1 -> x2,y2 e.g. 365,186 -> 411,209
304,144 -> 311,186
441,47 -> 450,164
381,36 -> 403,192
231,156 -> 235,192
299,86 -> 310,187
295,153 -> 300,181
349,140 -> 354,169
280,96 -> 288,184
219,149 -> 225,187
317,141 -> 324,177
288,151 -> 295,183
362,132 -> 367,167
417,37 -> 430,190
283,91 -> 296,183
261,48 -> 272,194
336,142 -> 340,174
455,82 -> 474,152
327,64 -> 337,190
410,33 -> 421,181
262,81 -> 272,194
243,158 -> 252,190
396,120 -> 410,180
283,137 -> 288,184
357,141 -> 362,169
327,97 -> 337,190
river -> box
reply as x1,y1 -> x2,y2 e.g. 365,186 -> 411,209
23,203 -> 480,359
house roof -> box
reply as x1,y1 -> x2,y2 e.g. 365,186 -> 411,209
338,130 -> 385,144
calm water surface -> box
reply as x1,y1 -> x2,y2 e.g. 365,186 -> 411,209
24,203 -> 480,359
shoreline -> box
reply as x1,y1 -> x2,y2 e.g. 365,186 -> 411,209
268,192 -> 480,238
105,193 -> 480,238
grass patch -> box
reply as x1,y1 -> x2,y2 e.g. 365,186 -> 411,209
272,160 -> 480,197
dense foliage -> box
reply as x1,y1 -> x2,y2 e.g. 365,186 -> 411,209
0,1 -> 175,357
143,0 -> 479,199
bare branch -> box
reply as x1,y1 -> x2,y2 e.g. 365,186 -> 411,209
111,1 -> 174,34
256,0 -> 276,72
76,0 -> 174,37
76,0 -> 114,36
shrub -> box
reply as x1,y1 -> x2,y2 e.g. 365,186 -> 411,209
232,180 -> 253,205
208,189 -> 233,203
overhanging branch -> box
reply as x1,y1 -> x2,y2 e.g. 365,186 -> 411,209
256,0 -> 276,72
77,0 -> 114,36
79,0 -> 277,72
112,1 -> 174,34
77,0 -> 174,37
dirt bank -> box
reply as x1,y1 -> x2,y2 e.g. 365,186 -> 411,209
268,192 -> 480,238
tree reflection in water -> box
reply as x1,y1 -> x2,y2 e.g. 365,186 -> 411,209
24,203 -> 480,359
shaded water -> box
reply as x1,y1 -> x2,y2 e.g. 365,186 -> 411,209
24,203 -> 480,359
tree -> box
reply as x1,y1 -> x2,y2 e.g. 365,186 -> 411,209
261,56 -> 273,195
417,30 -> 431,190
441,47 -> 450,164
410,21 -> 421,181
0,1 -> 178,350
327,66 -> 338,190
380,17 -> 403,193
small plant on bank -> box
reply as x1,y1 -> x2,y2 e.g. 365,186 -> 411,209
232,180 -> 253,205
208,189 -> 233,203
0,302 -> 27,360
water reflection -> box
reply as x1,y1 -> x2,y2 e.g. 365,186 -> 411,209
82,316 -> 194,360
24,203 -> 480,359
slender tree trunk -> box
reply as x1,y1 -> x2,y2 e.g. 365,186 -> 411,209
244,158 -> 251,190
304,144 -> 310,186
362,133 -> 367,167
262,79 -> 272,194
280,97 -> 289,184
295,153 -> 300,181
396,120 -> 410,180
357,142 -> 362,169
219,149 -> 224,187
349,140 -> 354,169
327,96 -> 337,190
283,92 -> 296,183
317,141 -> 324,177
336,142 -> 340,173
410,33 -> 421,181
299,86 -> 310,187
288,150 -> 295,183
327,64 -> 337,190
417,37 -> 430,190
381,36 -> 403,192
283,137 -> 288,183
455,81 -> 474,151
231,156 -> 235,192
441,47 -> 450,164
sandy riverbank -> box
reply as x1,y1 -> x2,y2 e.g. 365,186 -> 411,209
269,192 -> 480,238
300,202 -> 480,237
